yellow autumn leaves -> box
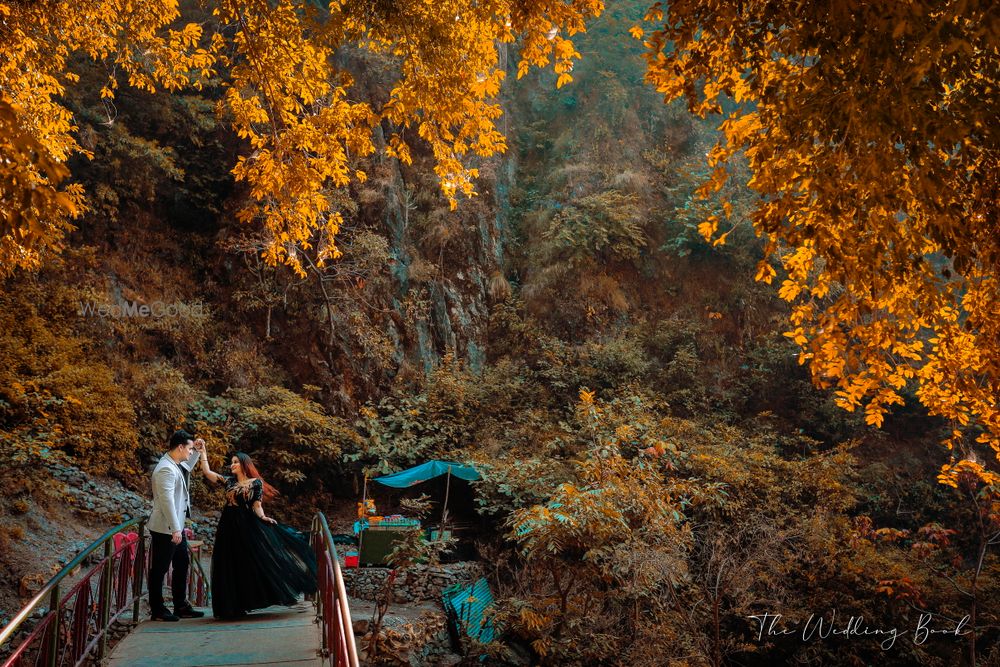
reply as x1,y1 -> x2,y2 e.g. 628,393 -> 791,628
639,0 -> 1000,486
1,0 -> 605,276
0,0 -> 216,274
209,0 -> 605,272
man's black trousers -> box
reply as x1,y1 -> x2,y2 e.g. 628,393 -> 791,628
148,530 -> 189,613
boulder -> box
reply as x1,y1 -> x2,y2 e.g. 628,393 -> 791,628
19,573 -> 46,598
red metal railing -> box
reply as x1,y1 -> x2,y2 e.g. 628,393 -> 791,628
0,520 -> 208,667
311,513 -> 359,667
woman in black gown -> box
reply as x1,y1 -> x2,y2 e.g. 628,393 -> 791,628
197,445 -> 317,619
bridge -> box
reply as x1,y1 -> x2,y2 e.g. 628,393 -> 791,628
0,515 -> 358,667
108,602 -> 321,666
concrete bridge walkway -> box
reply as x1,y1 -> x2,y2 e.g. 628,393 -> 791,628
107,601 -> 323,667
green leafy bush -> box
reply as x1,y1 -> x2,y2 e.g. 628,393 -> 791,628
190,386 -> 358,493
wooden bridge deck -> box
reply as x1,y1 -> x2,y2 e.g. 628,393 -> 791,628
107,601 -> 323,667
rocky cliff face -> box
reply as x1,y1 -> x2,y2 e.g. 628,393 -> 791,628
261,128 -> 517,413
376,141 -> 509,377
211,49 -> 521,414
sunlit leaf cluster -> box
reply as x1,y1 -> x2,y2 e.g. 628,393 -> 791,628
639,0 -> 1000,483
1,0 -> 605,276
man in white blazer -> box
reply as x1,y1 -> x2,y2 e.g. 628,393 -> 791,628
147,429 -> 206,621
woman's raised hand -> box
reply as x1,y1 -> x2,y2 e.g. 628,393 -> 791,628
196,440 -> 225,484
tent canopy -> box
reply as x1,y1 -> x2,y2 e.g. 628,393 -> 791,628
373,460 -> 480,489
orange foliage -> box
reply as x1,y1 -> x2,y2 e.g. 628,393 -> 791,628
639,0 -> 1000,485
1,0 -> 605,276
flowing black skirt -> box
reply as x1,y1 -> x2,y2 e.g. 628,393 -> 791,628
211,505 -> 317,618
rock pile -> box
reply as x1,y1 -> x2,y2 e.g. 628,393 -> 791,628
48,463 -> 149,523
371,609 -> 452,666
350,600 -> 459,667
46,462 -> 219,550
78,617 -> 139,667
342,561 -> 483,603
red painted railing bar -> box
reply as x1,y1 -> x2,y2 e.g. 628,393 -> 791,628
1,518 -> 208,667
310,513 -> 359,667
97,540 -> 114,661
131,532 -> 146,624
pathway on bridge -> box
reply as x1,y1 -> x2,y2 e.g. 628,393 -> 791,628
107,601 -> 323,667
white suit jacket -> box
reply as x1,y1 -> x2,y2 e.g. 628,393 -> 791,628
147,450 -> 201,535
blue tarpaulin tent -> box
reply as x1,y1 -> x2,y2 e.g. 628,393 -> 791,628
373,460 -> 480,488
371,460 -> 481,543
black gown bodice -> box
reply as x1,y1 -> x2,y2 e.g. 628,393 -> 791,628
222,475 -> 263,508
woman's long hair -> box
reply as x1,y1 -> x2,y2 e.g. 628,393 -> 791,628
235,451 -> 279,501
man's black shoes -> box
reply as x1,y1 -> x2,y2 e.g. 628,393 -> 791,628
175,606 -> 205,618
151,609 -> 179,622
151,605 -> 204,620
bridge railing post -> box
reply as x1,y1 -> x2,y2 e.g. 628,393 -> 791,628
133,522 -> 147,623
311,513 -> 359,667
45,583 -> 59,667
97,540 -> 113,660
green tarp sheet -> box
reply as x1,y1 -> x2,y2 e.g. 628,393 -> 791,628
443,577 -> 495,644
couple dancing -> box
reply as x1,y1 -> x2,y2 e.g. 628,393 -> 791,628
147,430 -> 316,621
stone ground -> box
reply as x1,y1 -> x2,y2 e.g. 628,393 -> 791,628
349,598 -> 446,634
349,599 -> 462,667
108,601 -> 322,667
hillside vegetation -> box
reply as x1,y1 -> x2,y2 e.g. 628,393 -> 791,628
1,1 -> 997,665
